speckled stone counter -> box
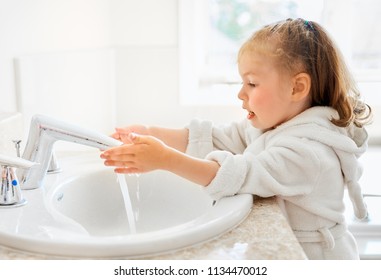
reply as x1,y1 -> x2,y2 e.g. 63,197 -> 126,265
0,196 -> 307,260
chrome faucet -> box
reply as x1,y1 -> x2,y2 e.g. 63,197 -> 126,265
0,154 -> 36,207
18,114 -> 122,190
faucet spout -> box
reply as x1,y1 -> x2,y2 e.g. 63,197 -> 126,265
18,114 -> 122,190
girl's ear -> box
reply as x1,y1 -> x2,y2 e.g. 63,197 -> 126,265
291,73 -> 311,102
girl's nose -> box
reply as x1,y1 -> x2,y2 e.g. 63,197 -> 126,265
237,86 -> 245,100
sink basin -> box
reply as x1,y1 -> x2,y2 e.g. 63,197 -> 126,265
0,151 -> 252,258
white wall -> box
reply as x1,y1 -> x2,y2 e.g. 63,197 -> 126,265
0,0 -> 110,111
0,0 -> 242,138
110,0 -> 241,128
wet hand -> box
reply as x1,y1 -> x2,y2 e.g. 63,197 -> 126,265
100,133 -> 170,174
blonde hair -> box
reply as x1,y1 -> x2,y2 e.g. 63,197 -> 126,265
238,18 -> 372,127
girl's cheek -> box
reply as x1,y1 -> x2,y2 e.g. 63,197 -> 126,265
249,93 -> 263,107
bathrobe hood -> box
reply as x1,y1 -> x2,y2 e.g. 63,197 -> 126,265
276,107 -> 368,219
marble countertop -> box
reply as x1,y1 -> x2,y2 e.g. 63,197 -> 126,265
0,196 -> 307,260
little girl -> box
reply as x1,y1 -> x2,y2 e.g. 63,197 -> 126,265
101,18 -> 372,259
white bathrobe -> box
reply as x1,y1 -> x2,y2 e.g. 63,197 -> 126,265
186,106 -> 368,260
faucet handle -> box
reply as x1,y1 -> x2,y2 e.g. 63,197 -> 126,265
0,165 -> 27,207
12,139 -> 22,157
0,154 -> 37,169
0,154 -> 37,207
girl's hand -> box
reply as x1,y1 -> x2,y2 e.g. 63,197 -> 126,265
101,133 -> 171,174
111,125 -> 149,143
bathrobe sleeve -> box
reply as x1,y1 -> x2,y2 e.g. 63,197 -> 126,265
185,119 -> 249,158
204,136 -> 322,200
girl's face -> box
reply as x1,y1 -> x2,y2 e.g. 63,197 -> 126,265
237,51 -> 296,130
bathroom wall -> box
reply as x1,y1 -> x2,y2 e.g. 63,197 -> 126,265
110,0 -> 242,128
0,0 -> 110,113
0,0 -> 242,144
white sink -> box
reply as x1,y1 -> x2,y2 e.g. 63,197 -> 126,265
0,151 -> 252,258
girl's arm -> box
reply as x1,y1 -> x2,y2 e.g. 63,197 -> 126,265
146,126 -> 189,153
101,133 -> 220,187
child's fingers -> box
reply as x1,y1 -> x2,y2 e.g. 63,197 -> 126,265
110,131 -> 121,140
119,132 -> 131,143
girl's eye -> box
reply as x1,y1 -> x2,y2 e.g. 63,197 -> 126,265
248,83 -> 256,87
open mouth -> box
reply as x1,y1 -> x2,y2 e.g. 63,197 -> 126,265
247,111 -> 255,119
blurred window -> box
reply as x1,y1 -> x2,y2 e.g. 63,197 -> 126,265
179,0 -> 381,107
